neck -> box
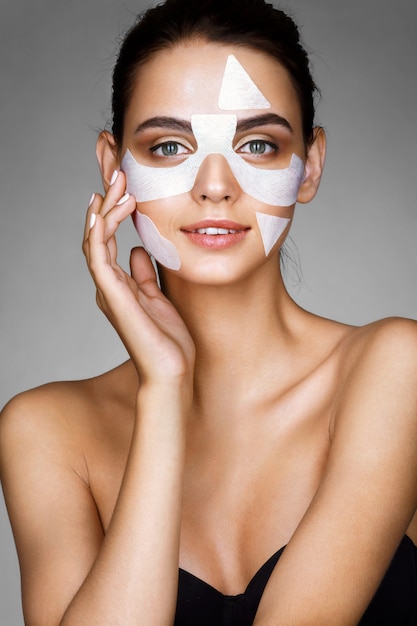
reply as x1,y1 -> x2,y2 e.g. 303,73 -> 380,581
160,258 -> 307,412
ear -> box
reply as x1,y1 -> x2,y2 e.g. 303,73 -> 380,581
96,131 -> 120,191
297,127 -> 326,204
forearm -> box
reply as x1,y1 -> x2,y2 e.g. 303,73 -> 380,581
60,382 -> 190,626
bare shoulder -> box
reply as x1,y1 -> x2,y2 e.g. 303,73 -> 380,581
355,315 -> 417,348
0,380 -> 89,466
330,316 -> 417,437
341,316 -> 417,380
0,362 -> 138,623
0,360 -> 138,478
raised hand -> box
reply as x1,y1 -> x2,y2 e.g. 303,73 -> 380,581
83,170 -> 195,386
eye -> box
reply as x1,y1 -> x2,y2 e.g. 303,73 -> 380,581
150,141 -> 190,157
238,140 -> 277,156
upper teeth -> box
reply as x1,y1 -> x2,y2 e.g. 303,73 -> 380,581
194,228 -> 238,235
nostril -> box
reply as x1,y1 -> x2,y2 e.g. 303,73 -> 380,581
200,194 -> 231,201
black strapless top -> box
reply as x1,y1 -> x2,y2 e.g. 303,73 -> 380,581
175,535 -> 417,625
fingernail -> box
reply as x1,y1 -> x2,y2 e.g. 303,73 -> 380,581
110,170 -> 119,185
89,213 -> 97,229
116,193 -> 130,205
88,193 -> 95,207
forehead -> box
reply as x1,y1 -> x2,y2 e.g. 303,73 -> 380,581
124,41 -> 302,129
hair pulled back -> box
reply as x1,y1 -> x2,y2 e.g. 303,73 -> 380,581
111,0 -> 318,146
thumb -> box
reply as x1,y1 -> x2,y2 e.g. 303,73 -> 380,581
130,247 -> 159,295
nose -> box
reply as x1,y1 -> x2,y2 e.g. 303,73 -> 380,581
191,154 -> 240,204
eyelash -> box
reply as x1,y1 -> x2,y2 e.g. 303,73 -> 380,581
149,138 -> 279,158
150,141 -> 190,157
237,139 -> 278,156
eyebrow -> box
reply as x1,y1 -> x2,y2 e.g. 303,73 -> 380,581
134,117 -> 193,134
134,112 -> 293,135
236,113 -> 293,134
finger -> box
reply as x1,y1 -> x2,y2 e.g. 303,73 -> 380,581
83,192 -> 103,245
107,235 -> 118,267
84,192 -> 136,267
83,169 -> 126,244
101,193 -> 136,243
100,169 -> 129,218
130,247 -> 160,296
86,213 -> 114,285
87,213 -> 132,289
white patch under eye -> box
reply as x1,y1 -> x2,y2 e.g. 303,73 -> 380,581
122,114 -> 304,206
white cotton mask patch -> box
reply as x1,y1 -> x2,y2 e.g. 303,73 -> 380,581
218,55 -> 271,110
256,212 -> 291,256
122,115 -> 304,207
132,210 -> 181,271
122,54 -> 305,264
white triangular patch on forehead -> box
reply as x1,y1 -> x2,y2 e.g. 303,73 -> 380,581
218,54 -> 271,110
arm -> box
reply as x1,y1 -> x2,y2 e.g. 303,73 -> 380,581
0,175 -> 195,626
60,382 -> 190,625
254,319 -> 417,625
0,382 -> 189,626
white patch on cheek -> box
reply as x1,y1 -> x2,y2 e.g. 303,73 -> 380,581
218,54 -> 271,110
256,212 -> 291,256
132,210 -> 181,271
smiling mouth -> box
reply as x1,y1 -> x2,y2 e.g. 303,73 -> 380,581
182,220 -> 250,234
191,227 -> 239,235
181,221 -> 250,249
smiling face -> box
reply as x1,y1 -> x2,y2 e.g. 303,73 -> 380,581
118,41 -> 321,282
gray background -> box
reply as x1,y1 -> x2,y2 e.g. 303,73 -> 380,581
1,0 -> 416,623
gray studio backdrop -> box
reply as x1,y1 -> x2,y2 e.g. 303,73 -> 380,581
1,0 -> 416,623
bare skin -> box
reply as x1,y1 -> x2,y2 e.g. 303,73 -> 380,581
1,41 -> 417,626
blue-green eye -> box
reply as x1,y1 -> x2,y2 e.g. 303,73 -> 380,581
238,140 -> 277,155
151,141 -> 188,157
250,140 -> 266,154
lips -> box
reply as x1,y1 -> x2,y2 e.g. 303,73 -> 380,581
193,226 -> 238,235
181,219 -> 250,249
182,219 -> 249,233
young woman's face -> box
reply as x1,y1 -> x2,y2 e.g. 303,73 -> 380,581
121,41 -> 308,284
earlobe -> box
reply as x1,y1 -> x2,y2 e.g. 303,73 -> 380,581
96,131 -> 120,191
297,127 -> 326,204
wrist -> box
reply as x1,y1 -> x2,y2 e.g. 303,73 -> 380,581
136,379 -> 193,423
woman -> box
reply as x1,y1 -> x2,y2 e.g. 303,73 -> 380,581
1,0 -> 416,624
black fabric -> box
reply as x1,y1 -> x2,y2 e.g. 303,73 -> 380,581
359,535 -> 417,625
175,536 -> 417,625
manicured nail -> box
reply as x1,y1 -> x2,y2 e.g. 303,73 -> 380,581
88,193 -> 95,207
110,170 -> 119,185
116,193 -> 130,205
89,213 -> 97,229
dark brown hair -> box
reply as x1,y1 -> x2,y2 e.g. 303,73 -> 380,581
111,0 -> 319,146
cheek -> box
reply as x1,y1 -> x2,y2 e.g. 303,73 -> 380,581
122,149 -> 199,202
132,209 -> 181,271
255,212 -> 291,256
234,153 -> 305,207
